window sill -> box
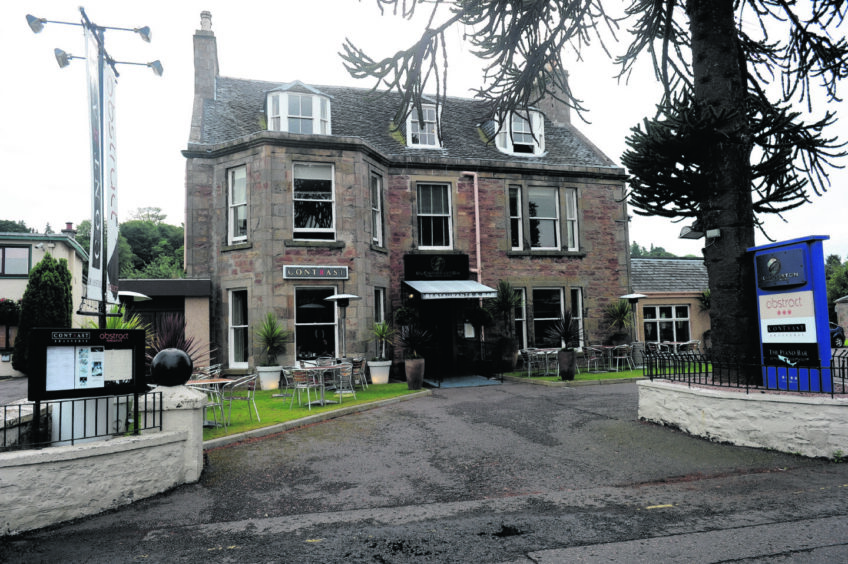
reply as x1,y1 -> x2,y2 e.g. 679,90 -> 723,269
370,243 -> 388,254
222,242 -> 253,252
507,249 -> 585,258
285,240 -> 346,249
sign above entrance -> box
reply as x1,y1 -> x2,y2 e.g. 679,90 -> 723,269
284,265 -> 349,280
404,254 -> 469,280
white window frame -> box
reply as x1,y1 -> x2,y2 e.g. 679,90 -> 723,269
513,287 -> 527,350
406,104 -> 440,148
266,92 -> 332,135
643,305 -> 691,343
527,186 -> 560,250
293,163 -> 335,241
370,172 -> 384,247
228,166 -> 247,245
564,188 -> 579,251
416,182 -> 453,250
228,289 -> 249,369
295,286 -> 338,360
496,110 -> 545,155
532,287 -> 564,348
570,287 -> 585,349
509,185 -> 523,251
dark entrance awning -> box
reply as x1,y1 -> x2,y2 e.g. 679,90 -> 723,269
404,280 -> 497,300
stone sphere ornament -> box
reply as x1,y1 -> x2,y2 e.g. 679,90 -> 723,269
149,348 -> 194,386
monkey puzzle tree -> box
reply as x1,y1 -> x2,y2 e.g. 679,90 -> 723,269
342,0 -> 847,363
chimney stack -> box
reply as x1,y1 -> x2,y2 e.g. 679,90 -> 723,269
536,65 -> 571,126
190,10 -> 219,143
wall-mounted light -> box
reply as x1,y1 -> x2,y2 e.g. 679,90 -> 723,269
679,224 -> 704,240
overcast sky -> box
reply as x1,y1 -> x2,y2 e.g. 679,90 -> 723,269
3,1 -> 846,258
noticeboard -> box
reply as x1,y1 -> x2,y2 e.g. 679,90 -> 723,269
27,328 -> 147,401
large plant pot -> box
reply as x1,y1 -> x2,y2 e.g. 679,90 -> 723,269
256,365 -> 282,390
368,360 -> 392,384
557,349 -> 577,381
405,358 -> 426,390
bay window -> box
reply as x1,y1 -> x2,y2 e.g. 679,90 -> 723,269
266,89 -> 332,135
295,287 -> 337,360
371,172 -> 384,247
227,166 -> 247,245
229,289 -> 248,369
293,163 -> 335,240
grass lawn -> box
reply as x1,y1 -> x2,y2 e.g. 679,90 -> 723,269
203,382 -> 418,441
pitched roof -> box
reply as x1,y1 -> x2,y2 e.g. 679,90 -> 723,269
194,76 -> 621,170
631,258 -> 709,293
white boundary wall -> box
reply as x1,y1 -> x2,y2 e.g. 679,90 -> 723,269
638,380 -> 848,459
0,385 -> 205,535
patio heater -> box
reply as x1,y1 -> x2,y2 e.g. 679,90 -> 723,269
620,293 -> 647,343
324,294 -> 361,359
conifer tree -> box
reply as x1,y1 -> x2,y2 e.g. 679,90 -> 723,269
12,253 -> 73,374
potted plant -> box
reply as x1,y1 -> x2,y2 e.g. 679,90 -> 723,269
397,324 -> 432,390
603,299 -> 632,345
255,312 -> 291,390
368,321 -> 395,384
545,310 -> 581,381
485,280 -> 523,370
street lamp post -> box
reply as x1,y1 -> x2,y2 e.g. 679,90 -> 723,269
27,8 -> 162,329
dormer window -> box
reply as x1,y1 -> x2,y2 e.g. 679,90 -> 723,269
495,110 -> 545,156
406,104 -> 440,148
266,82 -> 331,135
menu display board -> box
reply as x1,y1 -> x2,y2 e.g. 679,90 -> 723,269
28,328 -> 146,401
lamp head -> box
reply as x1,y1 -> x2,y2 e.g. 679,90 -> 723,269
135,26 -> 151,42
26,14 -> 45,34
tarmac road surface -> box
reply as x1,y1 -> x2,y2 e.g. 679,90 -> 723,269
2,380 -> 848,563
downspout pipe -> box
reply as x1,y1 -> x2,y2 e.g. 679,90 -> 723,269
462,171 -> 482,284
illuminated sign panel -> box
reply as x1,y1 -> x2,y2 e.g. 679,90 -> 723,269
750,236 -> 831,390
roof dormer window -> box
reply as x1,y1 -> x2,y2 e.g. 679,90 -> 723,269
406,104 -> 441,148
495,110 -> 545,156
266,82 -> 332,135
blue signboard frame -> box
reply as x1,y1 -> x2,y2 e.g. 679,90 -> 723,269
749,236 -> 831,392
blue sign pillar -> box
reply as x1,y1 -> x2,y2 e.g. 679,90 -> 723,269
749,236 -> 831,392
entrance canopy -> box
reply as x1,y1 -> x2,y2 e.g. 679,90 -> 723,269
404,280 -> 497,300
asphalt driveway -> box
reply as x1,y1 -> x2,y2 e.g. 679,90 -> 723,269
2,380 -> 846,563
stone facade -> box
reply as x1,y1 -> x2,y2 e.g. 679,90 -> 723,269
183,12 -> 630,375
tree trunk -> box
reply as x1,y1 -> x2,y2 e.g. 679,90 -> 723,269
687,0 -> 759,371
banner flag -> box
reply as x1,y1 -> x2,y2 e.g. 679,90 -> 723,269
103,63 -> 119,304
84,26 -> 103,303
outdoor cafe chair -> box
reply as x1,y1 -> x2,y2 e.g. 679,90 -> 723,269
519,348 -> 544,377
350,357 -> 367,390
273,368 -> 296,400
223,374 -> 260,424
612,344 -> 634,372
334,361 -> 357,403
289,368 -> 320,411
584,346 -> 605,372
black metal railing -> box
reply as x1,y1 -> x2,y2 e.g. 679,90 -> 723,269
643,349 -> 848,397
1,392 -> 163,452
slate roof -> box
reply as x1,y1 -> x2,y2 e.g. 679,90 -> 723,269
631,258 -> 709,293
193,76 -> 621,170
